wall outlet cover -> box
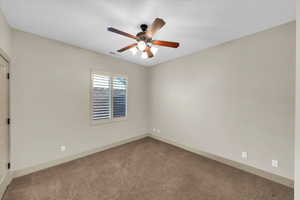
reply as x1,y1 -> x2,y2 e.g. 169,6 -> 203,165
60,145 -> 66,152
272,160 -> 279,168
242,152 -> 248,159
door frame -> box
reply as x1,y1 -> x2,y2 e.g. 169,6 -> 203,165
0,51 -> 11,171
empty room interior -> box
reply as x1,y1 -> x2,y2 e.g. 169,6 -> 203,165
1,0 -> 300,199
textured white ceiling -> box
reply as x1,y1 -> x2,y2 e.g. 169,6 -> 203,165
0,0 -> 295,66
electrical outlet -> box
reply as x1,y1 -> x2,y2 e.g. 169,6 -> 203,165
60,145 -> 66,152
242,152 -> 248,160
272,160 -> 278,168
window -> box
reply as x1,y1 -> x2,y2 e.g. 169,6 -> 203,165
91,72 -> 127,122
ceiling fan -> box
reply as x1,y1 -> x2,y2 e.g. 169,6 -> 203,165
107,18 -> 180,59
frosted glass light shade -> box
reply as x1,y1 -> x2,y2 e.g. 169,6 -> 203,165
141,52 -> 148,59
137,41 -> 147,51
150,46 -> 158,55
130,47 -> 137,55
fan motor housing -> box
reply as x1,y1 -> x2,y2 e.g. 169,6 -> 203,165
137,24 -> 152,42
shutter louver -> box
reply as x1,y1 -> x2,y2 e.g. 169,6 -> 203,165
92,74 -> 111,120
112,77 -> 127,118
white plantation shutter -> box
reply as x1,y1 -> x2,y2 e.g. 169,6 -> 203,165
112,77 -> 128,118
92,74 -> 111,120
91,72 -> 127,122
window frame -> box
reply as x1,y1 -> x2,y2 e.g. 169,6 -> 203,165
90,70 -> 128,125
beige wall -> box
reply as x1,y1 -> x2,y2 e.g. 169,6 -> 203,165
0,9 -> 11,59
295,0 -> 300,197
149,22 -> 295,180
10,30 -> 149,171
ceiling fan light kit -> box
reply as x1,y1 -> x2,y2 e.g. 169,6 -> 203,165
107,18 -> 180,59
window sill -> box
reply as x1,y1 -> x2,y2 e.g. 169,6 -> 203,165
90,117 -> 127,126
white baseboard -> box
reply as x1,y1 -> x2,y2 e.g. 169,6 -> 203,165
0,171 -> 13,199
13,133 -> 150,178
10,133 -> 293,189
149,134 -> 294,188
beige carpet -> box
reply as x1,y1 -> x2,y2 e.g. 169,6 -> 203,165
3,137 -> 293,200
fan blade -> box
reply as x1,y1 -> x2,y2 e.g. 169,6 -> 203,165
117,43 -> 137,52
107,27 -> 138,40
145,46 -> 154,58
152,40 -> 180,48
146,18 -> 166,38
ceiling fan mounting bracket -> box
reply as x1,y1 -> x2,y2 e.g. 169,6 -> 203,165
140,24 -> 148,32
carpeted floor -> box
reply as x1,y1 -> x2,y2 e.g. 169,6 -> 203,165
3,137 -> 293,200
